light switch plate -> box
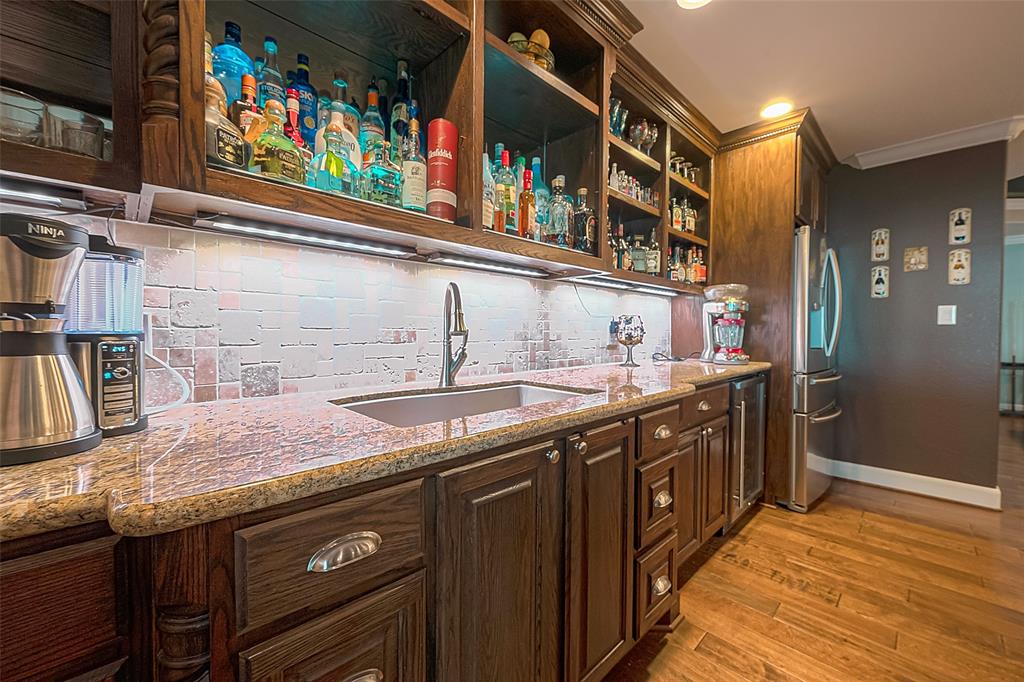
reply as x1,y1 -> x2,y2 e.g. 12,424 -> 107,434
937,305 -> 957,325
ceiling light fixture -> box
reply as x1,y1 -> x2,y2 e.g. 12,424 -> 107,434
760,100 -> 794,119
427,255 -> 548,278
676,0 -> 712,9
206,219 -> 416,258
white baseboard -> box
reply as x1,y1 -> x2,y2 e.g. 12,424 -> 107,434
808,453 -> 1002,510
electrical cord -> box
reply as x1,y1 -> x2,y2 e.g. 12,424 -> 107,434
652,351 -> 701,362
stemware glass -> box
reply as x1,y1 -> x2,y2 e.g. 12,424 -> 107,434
641,124 -> 659,155
616,314 -> 645,368
608,97 -> 621,135
628,117 -> 649,149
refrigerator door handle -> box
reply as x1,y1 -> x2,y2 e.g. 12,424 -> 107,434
825,247 -> 842,358
809,373 -> 843,385
738,399 -> 746,506
809,405 -> 843,424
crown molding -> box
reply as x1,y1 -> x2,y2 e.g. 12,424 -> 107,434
848,116 -> 1024,169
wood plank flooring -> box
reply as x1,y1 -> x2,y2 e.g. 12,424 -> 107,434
607,417 -> 1024,681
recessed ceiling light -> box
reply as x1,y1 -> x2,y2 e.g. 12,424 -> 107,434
676,0 -> 712,8
760,100 -> 794,119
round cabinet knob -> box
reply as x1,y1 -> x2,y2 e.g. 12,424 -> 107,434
546,448 -> 560,464
575,441 -> 589,455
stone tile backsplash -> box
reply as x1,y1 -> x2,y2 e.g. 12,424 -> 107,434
102,220 -> 672,407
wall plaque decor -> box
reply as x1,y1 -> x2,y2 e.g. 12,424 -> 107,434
871,265 -> 890,298
871,228 -> 890,261
949,208 -> 972,245
948,248 -> 971,285
903,246 -> 928,272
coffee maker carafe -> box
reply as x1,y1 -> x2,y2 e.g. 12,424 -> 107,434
700,283 -> 751,365
1,213 -> 101,465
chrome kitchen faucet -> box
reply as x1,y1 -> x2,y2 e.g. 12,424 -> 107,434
440,282 -> 469,387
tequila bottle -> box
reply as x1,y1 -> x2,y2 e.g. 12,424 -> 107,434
212,21 -> 254,106
292,53 -> 318,149
230,73 -> 266,144
482,152 -> 496,230
306,121 -> 360,197
401,117 -> 427,212
390,59 -> 411,163
682,196 -> 697,232
322,70 -> 362,164
359,79 -> 386,163
251,99 -> 305,184
517,169 -> 537,239
547,175 -> 573,248
630,236 -> 648,274
646,227 -> 661,274
257,37 -> 285,108
204,32 -> 246,171
363,141 -> 402,207
495,150 -> 517,233
531,156 -> 551,229
573,188 -> 596,254
670,197 -> 683,231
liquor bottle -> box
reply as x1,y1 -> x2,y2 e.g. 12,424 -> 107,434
312,102 -> 332,156
306,121 -> 360,197
204,31 -> 247,171
363,140 -> 403,207
401,117 -> 427,212
377,78 -> 391,140
514,155 -> 527,207
496,150 -> 517,234
548,175 -> 573,248
212,21 -> 254,106
671,197 -> 683,231
482,152 -> 495,230
492,142 -> 504,177
696,248 -> 707,284
573,188 -> 596,254
630,236 -> 647,274
359,79 -> 386,165
646,227 -> 661,274
292,54 -> 318,149
518,169 -> 537,239
325,70 -> 362,163
257,37 -> 285,108
614,222 -> 625,269
254,57 -> 264,79
390,59 -> 411,163
531,156 -> 550,229
283,88 -> 302,147
619,223 -> 633,270
608,162 -> 619,191
251,99 -> 305,184
682,196 -> 697,232
230,74 -> 267,144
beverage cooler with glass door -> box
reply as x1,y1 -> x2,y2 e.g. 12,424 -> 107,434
728,373 -> 767,527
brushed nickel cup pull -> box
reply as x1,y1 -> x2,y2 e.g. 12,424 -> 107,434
697,400 -> 711,411
653,490 -> 673,508
546,448 -> 560,463
652,575 -> 672,597
653,424 -> 673,440
342,670 -> 383,682
307,531 -> 382,573
576,441 -> 588,455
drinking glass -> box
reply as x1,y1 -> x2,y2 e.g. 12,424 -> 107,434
0,87 -> 45,146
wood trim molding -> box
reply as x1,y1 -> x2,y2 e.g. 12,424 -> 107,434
718,107 -> 837,169
808,453 -> 1003,510
569,0 -> 644,48
850,116 -> 1024,170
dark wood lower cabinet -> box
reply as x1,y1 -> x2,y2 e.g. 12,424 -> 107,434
675,427 -> 702,562
238,570 -> 425,681
435,441 -> 564,682
699,415 -> 730,542
566,420 -> 634,682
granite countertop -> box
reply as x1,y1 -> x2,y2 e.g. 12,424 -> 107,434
0,360 -> 769,541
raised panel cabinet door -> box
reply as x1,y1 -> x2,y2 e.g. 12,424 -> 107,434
238,570 -> 425,681
796,136 -> 817,226
700,415 -> 731,542
436,441 -> 563,682
566,420 -> 634,682
676,427 -> 701,562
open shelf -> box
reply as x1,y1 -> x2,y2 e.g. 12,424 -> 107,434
0,140 -> 136,192
666,227 -> 708,247
606,268 -> 704,296
607,186 -> 660,220
608,135 -> 661,175
668,171 -> 709,202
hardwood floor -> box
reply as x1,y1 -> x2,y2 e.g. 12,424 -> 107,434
607,417 -> 1024,681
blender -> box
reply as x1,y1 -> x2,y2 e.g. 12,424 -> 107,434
700,283 -> 751,365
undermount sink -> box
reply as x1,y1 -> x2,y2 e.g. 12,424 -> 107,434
336,383 -> 591,427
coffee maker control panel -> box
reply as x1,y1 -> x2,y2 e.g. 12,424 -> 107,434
99,341 -> 141,429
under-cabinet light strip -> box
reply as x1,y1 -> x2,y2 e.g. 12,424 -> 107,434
575,277 -> 679,298
427,256 -> 548,278
208,220 -> 415,258
0,186 -> 88,211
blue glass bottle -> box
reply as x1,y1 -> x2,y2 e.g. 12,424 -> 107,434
293,53 -> 318,149
257,36 -> 285,108
212,21 -> 254,106
531,156 -> 551,228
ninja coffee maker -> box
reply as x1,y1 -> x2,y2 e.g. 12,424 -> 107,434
0,213 -> 101,465
699,283 -> 751,365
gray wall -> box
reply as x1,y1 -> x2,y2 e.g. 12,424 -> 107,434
828,142 -> 1006,488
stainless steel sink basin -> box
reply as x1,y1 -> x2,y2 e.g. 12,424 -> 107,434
337,383 -> 590,427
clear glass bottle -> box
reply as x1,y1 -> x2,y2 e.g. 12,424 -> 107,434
482,152 -> 495,230
496,150 -> 517,234
306,121 -> 360,197
251,99 -> 305,184
324,71 -> 362,165
401,117 -> 426,212
257,36 -> 285,108
204,32 -> 247,171
492,142 -> 504,177
212,21 -> 253,107
683,196 -> 697,232
363,140 -> 403,207
630,236 -> 648,274
573,188 -> 596,254
518,169 -> 537,239
359,79 -> 386,163
514,155 -> 526,206
292,53 -> 318,149
670,197 -> 683,231
230,73 -> 266,144
646,227 -> 661,274
390,59 -> 411,163
547,175 -> 573,248
531,156 -> 550,229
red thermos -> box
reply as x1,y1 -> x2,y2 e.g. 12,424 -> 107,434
427,118 -> 458,221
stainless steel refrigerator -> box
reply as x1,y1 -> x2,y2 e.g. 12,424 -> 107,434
787,224 -> 843,512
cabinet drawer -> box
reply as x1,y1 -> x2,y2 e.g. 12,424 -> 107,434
235,479 -> 425,633
637,405 -> 679,462
634,531 -> 677,641
680,384 -> 729,429
635,452 -> 678,551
